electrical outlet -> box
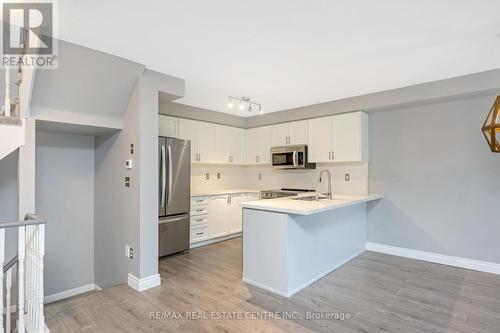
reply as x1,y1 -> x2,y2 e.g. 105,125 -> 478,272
206,173 -> 209,180
130,144 -> 134,154
125,176 -> 130,187
129,247 -> 134,259
258,174 -> 262,180
217,173 -> 221,179
345,174 -> 350,181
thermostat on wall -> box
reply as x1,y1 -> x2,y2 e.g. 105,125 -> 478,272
125,159 -> 133,169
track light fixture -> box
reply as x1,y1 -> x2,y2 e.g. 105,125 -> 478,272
226,96 -> 263,114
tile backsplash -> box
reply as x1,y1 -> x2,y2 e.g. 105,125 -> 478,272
191,162 -> 368,194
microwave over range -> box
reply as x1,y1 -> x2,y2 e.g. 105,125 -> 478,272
270,145 -> 316,170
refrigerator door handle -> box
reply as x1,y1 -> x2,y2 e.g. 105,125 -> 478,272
160,145 -> 166,208
167,145 -> 173,207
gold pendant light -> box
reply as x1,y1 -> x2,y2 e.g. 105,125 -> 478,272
481,96 -> 500,153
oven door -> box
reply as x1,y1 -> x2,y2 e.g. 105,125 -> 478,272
271,149 -> 305,169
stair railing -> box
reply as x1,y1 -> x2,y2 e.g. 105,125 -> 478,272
0,214 -> 47,333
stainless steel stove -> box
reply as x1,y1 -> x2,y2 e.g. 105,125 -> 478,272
260,188 -> 315,200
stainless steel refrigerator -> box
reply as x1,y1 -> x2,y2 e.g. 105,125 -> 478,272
158,137 -> 191,257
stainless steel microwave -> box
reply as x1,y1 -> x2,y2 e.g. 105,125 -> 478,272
270,145 -> 316,169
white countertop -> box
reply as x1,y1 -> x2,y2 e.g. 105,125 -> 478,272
191,189 -> 261,197
240,193 -> 383,215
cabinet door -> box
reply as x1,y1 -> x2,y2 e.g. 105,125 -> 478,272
289,120 -> 308,145
307,116 -> 332,163
232,127 -> 246,164
259,126 -> 273,164
197,121 -> 217,163
227,195 -> 244,234
215,125 -> 231,163
272,123 -> 290,146
178,118 -> 198,162
208,196 -> 228,238
332,112 -> 362,162
246,128 -> 260,165
159,115 -> 178,138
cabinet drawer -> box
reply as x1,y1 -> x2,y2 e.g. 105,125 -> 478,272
190,224 -> 208,243
190,215 -> 208,226
191,197 -> 208,206
191,206 -> 208,216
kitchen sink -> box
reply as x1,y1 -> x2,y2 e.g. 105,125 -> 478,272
291,195 -> 328,201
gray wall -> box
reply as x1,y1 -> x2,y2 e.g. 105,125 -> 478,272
161,69 -> 500,129
36,131 -> 95,296
94,84 -> 140,288
0,150 -> 19,260
368,94 -> 500,263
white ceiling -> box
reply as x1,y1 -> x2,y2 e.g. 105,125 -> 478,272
56,0 -> 500,117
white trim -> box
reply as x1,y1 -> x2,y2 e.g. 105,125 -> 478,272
242,278 -> 289,297
243,249 -> 365,298
190,232 -> 242,249
127,273 -> 161,292
366,242 -> 500,275
44,283 -> 100,304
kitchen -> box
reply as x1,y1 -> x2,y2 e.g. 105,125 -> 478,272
28,2 -> 500,332
157,110 -> 374,254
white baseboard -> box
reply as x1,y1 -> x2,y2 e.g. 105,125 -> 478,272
243,248 -> 365,298
127,273 -> 161,292
242,278 -> 289,298
366,242 -> 500,275
44,283 -> 101,304
190,232 -> 242,249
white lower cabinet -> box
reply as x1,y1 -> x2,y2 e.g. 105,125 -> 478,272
207,196 -> 229,238
190,193 -> 260,246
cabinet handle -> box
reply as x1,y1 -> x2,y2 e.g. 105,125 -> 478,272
332,152 -> 335,160
196,232 -> 203,236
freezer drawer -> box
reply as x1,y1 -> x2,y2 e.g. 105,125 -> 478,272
159,214 -> 190,257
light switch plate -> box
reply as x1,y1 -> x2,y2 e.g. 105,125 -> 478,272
217,173 -> 221,179
125,159 -> 133,169
345,174 -> 350,181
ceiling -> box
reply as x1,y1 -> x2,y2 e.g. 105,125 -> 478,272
56,0 -> 500,117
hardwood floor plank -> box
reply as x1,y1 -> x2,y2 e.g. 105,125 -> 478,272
45,238 -> 500,332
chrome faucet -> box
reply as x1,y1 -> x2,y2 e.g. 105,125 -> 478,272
318,169 -> 333,200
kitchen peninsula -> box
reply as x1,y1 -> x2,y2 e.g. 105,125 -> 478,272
241,193 -> 383,297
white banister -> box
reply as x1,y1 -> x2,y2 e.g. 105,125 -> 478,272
0,217 -> 47,333
0,228 -> 4,331
5,65 -> 11,117
6,267 -> 12,333
18,225 -> 26,333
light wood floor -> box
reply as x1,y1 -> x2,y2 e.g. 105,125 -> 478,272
46,238 -> 500,332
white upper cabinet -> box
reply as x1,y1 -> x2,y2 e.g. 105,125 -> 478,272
178,118 -> 216,163
178,118 -> 198,163
272,123 -> 290,146
272,120 -> 308,146
307,116 -> 332,163
176,111 -> 367,165
158,115 -> 178,138
246,126 -> 273,164
332,112 -> 368,162
216,125 -> 246,164
289,120 -> 308,145
246,128 -> 260,165
258,126 -> 273,164
307,111 -> 368,163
